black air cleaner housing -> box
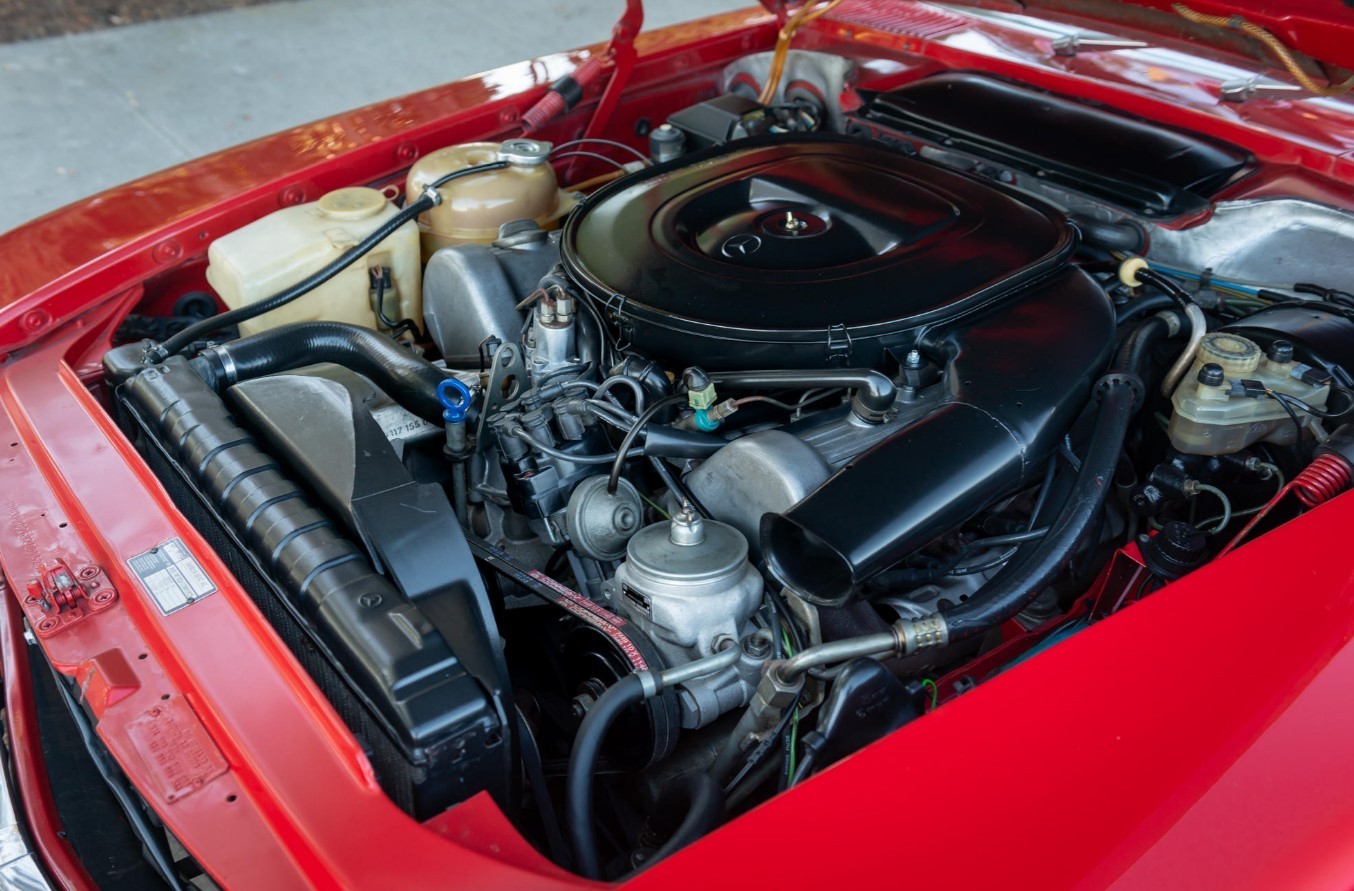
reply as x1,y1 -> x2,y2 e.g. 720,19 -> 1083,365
560,134 -> 1075,369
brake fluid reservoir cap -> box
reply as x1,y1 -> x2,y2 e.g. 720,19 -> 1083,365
1198,332 -> 1261,375
317,187 -> 388,221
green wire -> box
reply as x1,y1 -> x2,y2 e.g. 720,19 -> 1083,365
639,494 -> 671,520
782,627 -> 798,781
921,678 -> 938,709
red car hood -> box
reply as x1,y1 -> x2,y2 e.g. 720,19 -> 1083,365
4,4 -> 1354,887
761,0 -> 1354,74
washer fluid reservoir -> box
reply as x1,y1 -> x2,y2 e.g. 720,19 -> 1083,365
206,186 -> 421,337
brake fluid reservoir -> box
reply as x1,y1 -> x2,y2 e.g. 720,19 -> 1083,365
1168,332 -> 1332,455
206,187 -> 421,337
405,139 -> 574,259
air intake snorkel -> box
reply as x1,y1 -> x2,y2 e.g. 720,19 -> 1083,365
762,267 -> 1117,607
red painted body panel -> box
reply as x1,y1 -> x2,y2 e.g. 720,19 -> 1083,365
3,4 -> 1354,889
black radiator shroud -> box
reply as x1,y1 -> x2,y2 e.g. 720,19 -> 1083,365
109,351 -> 515,820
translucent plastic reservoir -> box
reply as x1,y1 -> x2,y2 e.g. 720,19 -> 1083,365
1168,332 -> 1331,454
405,141 -> 573,258
206,187 -> 422,337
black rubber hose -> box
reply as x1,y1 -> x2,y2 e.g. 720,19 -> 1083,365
1116,293 -> 1175,324
606,393 -> 688,494
153,161 -> 509,360
1136,266 -> 1196,308
1071,216 -> 1146,254
939,371 -> 1143,642
567,674 -> 646,879
192,321 -> 451,422
1115,312 -> 1176,373
639,773 -> 724,872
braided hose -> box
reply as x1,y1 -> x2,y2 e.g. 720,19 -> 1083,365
758,0 -> 847,105
1172,4 -> 1354,97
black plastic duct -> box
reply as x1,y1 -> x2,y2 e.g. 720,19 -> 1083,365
761,267 -> 1115,606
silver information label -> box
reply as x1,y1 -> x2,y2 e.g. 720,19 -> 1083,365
369,403 -> 437,442
128,538 -> 217,615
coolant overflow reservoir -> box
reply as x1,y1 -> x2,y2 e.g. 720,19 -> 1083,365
405,139 -> 576,259
206,186 -> 421,337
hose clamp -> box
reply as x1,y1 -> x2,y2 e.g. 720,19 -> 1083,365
636,670 -> 660,699
208,345 -> 239,385
1094,371 -> 1145,412
849,396 -> 890,425
419,184 -> 443,207
1153,309 -> 1183,337
142,342 -> 169,365
895,616 -> 949,655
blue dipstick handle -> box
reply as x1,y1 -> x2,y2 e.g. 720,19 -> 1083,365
437,378 -> 472,423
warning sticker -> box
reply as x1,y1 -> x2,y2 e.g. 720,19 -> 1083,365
128,538 -> 216,615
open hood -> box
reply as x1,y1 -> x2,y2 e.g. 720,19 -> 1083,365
761,0 -> 1354,83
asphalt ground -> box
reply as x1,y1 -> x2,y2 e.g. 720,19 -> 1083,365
0,0 -> 741,234
0,0 -> 277,43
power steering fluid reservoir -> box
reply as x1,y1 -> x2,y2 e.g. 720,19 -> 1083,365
405,139 -> 576,259
610,505 -> 762,660
206,186 -> 422,337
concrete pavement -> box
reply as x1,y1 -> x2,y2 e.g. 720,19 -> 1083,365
0,0 -> 741,234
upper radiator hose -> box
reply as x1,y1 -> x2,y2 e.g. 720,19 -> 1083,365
761,268 -> 1116,607
191,321 -> 452,423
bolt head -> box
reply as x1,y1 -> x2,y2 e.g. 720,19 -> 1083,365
570,692 -> 596,721
742,634 -> 772,659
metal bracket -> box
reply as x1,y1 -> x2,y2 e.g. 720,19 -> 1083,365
1051,35 -> 1149,57
21,559 -> 118,638
603,293 -> 633,352
476,342 -> 528,447
1219,75 -> 1306,102
825,323 -> 853,366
